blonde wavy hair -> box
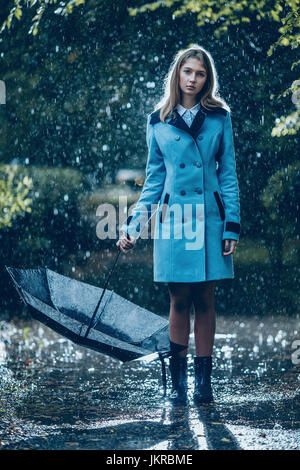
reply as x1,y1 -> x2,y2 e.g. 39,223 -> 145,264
155,45 -> 230,123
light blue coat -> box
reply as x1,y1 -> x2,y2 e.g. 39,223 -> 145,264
120,103 -> 241,283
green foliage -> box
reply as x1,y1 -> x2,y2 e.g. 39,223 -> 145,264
267,5 -> 300,55
23,165 -> 83,209
0,164 -> 33,229
261,161 -> 300,236
129,0 -> 300,135
0,164 -> 90,273
2,0 -> 299,134
0,163 -> 85,234
129,0 -> 289,32
12,164 -> 85,232
271,107 -> 300,136
0,0 -> 87,36
267,6 -> 300,135
259,162 -> 300,270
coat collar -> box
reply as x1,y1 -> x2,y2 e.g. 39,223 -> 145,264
149,104 -> 227,140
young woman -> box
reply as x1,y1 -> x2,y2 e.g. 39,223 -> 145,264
116,45 -> 240,405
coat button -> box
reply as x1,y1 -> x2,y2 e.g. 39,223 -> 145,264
179,163 -> 185,168
194,161 -> 202,168
180,190 -> 186,196
198,135 -> 203,140
195,188 -> 203,194
175,135 -> 180,141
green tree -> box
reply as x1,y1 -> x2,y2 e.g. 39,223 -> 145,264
2,1 -> 299,135
260,161 -> 300,268
1,0 -> 86,36
128,0 -> 300,136
0,164 -> 32,229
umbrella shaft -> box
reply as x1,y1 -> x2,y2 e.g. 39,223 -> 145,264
83,249 -> 122,338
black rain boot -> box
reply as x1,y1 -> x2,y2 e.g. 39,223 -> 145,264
193,356 -> 214,404
168,355 -> 188,405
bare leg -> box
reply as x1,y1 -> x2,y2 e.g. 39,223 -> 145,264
191,281 -> 216,357
168,282 -> 193,357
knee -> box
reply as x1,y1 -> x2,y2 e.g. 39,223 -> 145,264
171,298 -> 192,313
191,282 -> 216,315
193,297 -> 213,315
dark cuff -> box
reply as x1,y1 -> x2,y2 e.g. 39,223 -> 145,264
125,215 -> 133,226
225,221 -> 240,234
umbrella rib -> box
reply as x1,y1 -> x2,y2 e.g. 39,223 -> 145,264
91,289 -> 114,330
45,268 -> 65,314
83,248 -> 122,339
5,267 -> 27,305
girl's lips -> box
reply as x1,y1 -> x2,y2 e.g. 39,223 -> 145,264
187,86 -> 195,89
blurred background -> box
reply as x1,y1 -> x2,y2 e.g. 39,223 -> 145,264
0,0 -> 299,319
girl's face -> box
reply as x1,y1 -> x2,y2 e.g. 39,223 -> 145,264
178,58 -> 207,99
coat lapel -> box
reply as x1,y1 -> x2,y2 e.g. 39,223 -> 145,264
166,107 -> 206,140
190,107 -> 206,139
150,104 -> 227,141
166,109 -> 191,136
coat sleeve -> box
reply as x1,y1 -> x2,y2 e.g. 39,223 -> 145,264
119,114 -> 166,239
217,112 -> 241,241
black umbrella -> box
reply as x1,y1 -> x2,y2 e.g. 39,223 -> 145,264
5,248 -> 183,395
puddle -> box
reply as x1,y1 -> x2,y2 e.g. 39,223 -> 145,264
0,315 -> 299,449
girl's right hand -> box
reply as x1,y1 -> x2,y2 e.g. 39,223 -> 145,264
116,231 -> 136,254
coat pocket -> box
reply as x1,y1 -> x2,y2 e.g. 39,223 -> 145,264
213,191 -> 225,221
160,193 -> 170,223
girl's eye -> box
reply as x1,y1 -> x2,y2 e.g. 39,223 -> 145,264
184,70 -> 204,76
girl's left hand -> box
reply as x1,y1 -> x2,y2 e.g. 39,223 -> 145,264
223,239 -> 238,256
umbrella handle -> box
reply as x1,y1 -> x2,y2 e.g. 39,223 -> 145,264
82,232 -> 131,338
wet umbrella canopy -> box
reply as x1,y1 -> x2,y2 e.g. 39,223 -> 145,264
5,265 -> 172,361
5,264 -> 176,394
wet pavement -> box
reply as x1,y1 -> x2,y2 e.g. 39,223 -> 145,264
0,314 -> 299,450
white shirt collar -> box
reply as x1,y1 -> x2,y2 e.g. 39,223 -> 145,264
176,102 -> 201,117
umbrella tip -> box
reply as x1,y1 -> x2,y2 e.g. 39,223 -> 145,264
5,265 -> 13,275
